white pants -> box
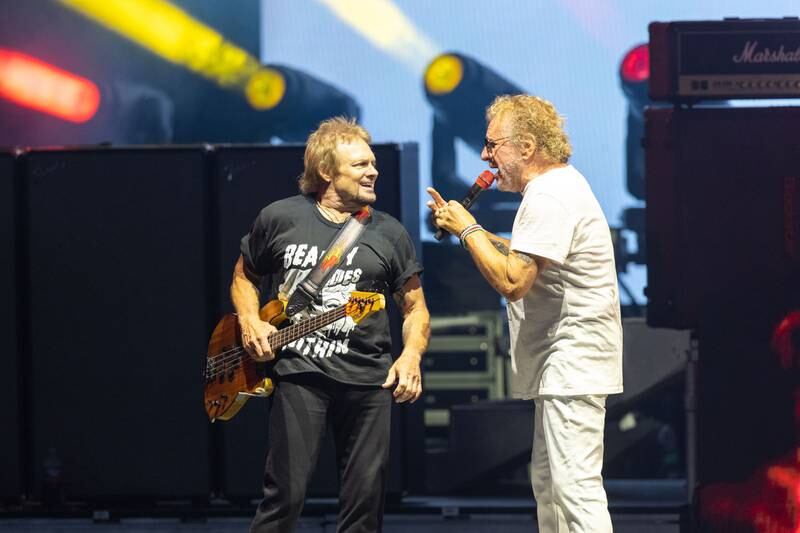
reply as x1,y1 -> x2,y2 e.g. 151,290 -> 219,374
532,395 -> 612,533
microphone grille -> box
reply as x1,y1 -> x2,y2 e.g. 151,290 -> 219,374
477,170 -> 495,189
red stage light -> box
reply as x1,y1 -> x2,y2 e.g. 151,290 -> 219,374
0,48 -> 100,123
773,311 -> 800,369
621,44 -> 650,84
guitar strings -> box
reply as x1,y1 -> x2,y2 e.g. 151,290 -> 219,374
205,315 -> 338,378
208,307 -> 346,366
205,308 -> 346,375
206,305 -> 349,368
205,296 -> 381,378
206,294 -> 381,370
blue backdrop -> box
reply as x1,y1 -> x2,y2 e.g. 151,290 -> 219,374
260,1 -> 799,305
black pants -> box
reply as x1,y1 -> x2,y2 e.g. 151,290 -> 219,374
250,374 -> 392,533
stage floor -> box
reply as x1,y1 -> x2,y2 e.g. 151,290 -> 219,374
0,480 -> 688,532
0,514 -> 682,532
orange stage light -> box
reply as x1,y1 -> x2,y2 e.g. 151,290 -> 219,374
0,48 -> 100,123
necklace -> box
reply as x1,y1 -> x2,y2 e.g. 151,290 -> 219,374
316,202 -> 351,224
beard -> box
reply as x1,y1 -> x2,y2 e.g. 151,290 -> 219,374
496,158 -> 524,193
356,187 -> 377,205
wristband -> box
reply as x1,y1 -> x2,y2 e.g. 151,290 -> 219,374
458,224 -> 484,248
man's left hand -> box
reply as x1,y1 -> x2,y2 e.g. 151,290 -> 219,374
382,351 -> 422,403
426,187 -> 477,237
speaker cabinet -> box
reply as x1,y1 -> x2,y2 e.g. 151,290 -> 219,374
21,147 -> 211,501
645,107 -> 800,524
12,142 -> 423,504
0,150 -> 21,501
645,106 -> 800,329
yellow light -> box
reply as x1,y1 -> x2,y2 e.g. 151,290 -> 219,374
245,68 -> 286,110
316,0 -> 441,73
57,0 -> 279,108
424,54 -> 463,95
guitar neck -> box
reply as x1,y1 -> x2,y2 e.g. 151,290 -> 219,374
268,306 -> 347,349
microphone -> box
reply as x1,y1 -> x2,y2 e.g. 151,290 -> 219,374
434,170 -> 496,241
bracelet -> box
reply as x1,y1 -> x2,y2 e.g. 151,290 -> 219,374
459,224 -> 484,248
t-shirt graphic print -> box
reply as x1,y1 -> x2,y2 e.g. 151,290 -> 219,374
240,194 -> 422,386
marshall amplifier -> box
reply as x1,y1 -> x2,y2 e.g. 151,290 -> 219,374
649,18 -> 800,101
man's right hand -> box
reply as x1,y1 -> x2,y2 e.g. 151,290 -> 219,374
238,316 -> 278,361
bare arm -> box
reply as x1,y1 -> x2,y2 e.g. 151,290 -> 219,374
463,230 -> 546,302
231,255 -> 277,360
396,274 -> 430,360
381,274 -> 431,403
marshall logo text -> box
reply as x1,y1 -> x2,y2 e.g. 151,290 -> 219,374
733,40 -> 800,64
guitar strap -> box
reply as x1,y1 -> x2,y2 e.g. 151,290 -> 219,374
284,206 -> 372,317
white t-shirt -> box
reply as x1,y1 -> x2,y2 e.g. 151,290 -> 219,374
507,165 -> 623,398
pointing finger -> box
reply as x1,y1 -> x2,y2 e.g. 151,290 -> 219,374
426,187 -> 446,207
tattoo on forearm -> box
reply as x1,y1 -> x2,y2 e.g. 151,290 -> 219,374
512,251 -> 534,265
489,238 -> 534,265
490,239 -> 509,256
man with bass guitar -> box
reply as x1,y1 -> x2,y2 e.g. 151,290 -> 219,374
230,117 -> 430,533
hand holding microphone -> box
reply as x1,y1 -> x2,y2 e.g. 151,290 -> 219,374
427,170 -> 495,241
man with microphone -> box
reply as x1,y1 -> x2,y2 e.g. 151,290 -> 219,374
428,94 -> 622,533
433,169 -> 494,241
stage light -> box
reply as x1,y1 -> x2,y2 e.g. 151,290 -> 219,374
57,0 -> 260,85
245,68 -> 286,111
424,54 -> 463,96
57,0 -> 282,110
424,52 -> 521,154
618,42 -> 652,201
256,64 -> 360,142
57,0 -> 359,130
621,44 -> 650,86
0,77 -> 174,147
422,52 -> 522,233
616,43 -> 655,278
0,48 -> 100,123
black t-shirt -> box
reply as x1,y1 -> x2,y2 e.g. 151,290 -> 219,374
240,194 -> 422,386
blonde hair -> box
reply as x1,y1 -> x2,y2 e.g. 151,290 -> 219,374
299,117 -> 371,194
486,95 -> 572,164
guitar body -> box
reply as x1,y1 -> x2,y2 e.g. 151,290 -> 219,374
203,300 -> 284,422
203,291 -> 384,422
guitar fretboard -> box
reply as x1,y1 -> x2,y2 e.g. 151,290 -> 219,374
268,307 -> 348,348
206,295 -> 381,382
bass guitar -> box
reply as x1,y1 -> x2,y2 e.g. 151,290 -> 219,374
203,291 -> 385,422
